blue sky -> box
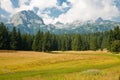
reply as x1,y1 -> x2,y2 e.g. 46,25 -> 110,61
11,0 -> 19,8
0,0 -> 120,24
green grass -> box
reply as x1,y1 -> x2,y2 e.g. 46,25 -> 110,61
0,51 -> 120,80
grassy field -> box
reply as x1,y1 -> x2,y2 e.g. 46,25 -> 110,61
0,50 -> 120,80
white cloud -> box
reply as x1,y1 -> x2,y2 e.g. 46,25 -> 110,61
14,0 -> 58,24
30,0 -> 57,10
0,0 -> 58,14
1,14 -> 6,18
0,0 -> 14,13
15,5 -> 33,13
55,2 -> 70,11
37,11 -> 54,24
15,0 -> 58,11
54,0 -> 120,24
16,0 -> 70,24
18,0 -> 31,6
1,0 -> 120,24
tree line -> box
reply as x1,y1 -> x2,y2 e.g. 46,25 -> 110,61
0,22 -> 120,53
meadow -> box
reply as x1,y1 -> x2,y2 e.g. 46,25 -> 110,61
0,50 -> 120,80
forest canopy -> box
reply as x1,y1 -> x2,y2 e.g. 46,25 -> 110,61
0,22 -> 120,53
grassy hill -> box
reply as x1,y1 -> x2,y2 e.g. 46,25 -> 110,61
0,51 -> 120,80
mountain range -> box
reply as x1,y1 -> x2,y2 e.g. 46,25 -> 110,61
5,10 -> 120,34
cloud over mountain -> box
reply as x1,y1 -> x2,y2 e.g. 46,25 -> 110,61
54,0 -> 120,23
0,0 -> 120,24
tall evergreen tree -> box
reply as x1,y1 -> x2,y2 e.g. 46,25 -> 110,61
51,34 -> 58,51
108,26 -> 120,52
110,40 -> 120,52
42,31 -> 52,52
81,35 -> 89,50
72,34 -> 82,50
57,36 -> 62,50
101,36 -> 109,49
89,34 -> 99,50
0,23 -> 10,49
32,30 -> 43,51
113,26 -> 120,40
17,28 -> 22,50
61,35 -> 66,51
10,27 -> 18,50
64,35 -> 71,50
22,34 -> 33,50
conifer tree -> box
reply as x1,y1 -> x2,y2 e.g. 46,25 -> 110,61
72,34 -> 82,50
32,30 -> 43,51
42,31 -> 52,52
0,23 -> 10,49
17,28 -> 22,50
10,27 -> 18,50
22,34 -> 33,50
109,26 -> 120,52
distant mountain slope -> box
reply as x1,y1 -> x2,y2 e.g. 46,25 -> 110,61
6,10 -> 120,34
7,10 -> 46,34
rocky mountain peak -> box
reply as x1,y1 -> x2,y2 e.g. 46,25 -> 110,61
9,10 -> 44,26
95,17 -> 103,23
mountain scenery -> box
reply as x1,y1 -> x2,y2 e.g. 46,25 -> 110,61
4,10 -> 120,34
0,0 -> 120,80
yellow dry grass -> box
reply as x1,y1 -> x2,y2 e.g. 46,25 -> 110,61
0,50 -> 120,80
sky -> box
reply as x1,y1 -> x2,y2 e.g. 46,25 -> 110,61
0,0 -> 120,24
